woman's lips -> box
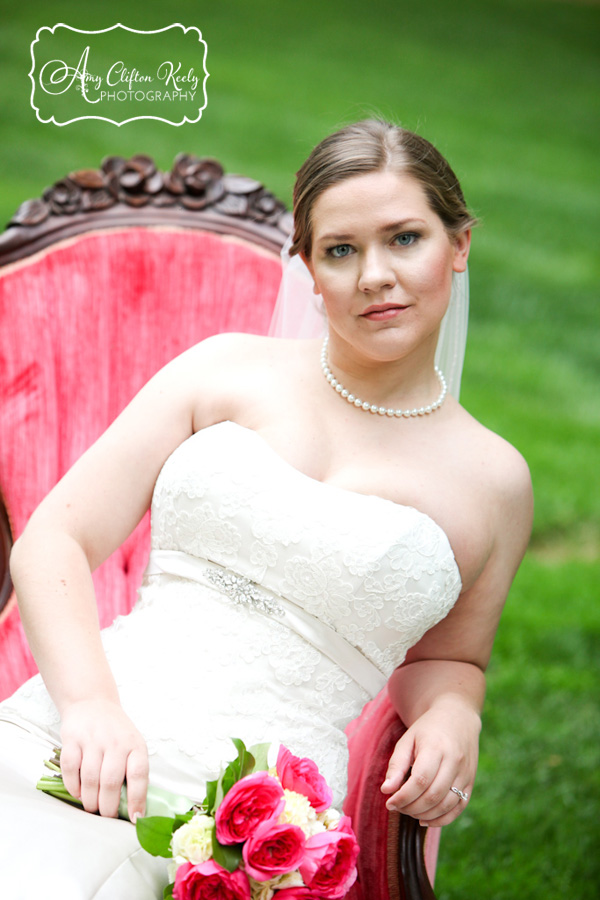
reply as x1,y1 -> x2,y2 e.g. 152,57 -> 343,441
361,305 -> 408,321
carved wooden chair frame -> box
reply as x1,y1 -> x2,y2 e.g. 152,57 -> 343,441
0,153 -> 436,900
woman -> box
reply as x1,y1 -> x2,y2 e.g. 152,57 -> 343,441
0,119 -> 532,897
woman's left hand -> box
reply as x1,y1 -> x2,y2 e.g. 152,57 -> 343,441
380,702 -> 481,827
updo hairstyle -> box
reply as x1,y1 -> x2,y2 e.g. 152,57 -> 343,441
290,119 -> 478,260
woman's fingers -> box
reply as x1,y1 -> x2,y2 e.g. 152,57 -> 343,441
59,700 -> 149,819
59,741 -> 83,800
125,746 -> 149,822
383,705 -> 479,825
62,744 -> 148,820
385,753 -> 472,820
97,751 -> 128,818
78,747 -> 104,813
381,732 -> 415,795
418,779 -> 473,827
384,745 -> 443,811
386,752 -> 473,825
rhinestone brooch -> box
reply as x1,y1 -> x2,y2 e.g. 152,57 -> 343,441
207,568 -> 284,617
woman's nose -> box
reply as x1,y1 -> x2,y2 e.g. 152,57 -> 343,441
357,247 -> 396,292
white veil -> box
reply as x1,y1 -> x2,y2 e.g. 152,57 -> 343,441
269,233 -> 469,400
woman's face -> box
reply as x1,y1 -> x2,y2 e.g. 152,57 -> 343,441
303,169 -> 470,363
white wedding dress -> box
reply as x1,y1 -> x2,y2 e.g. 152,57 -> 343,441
0,421 -> 461,899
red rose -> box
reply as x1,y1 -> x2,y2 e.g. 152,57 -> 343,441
299,817 -> 359,899
173,860 -> 251,900
276,745 -> 333,813
242,819 -> 306,882
215,772 -> 284,845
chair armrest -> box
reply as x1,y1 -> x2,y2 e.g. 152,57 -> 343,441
345,689 -> 438,899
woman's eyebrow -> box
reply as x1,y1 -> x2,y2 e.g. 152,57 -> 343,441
316,219 -> 427,244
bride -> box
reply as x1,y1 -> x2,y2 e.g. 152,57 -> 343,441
0,119 -> 532,898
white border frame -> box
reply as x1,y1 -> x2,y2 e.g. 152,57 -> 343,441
29,23 -> 209,127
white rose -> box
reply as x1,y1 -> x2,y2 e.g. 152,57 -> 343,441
279,788 -> 325,838
250,881 -> 276,900
167,856 -> 187,882
250,872 -> 304,898
318,806 -> 342,830
170,814 -> 214,863
276,871 -> 305,888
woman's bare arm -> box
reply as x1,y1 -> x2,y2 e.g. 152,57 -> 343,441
382,442 -> 533,826
9,335 -> 239,819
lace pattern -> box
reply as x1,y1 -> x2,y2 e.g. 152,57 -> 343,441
0,421 -> 461,807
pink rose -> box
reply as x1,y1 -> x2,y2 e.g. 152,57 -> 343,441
242,819 -> 306,882
276,745 -> 333,813
173,860 -> 251,900
299,817 -> 359,899
215,772 -> 284,845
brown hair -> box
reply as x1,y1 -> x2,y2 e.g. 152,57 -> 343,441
291,119 -> 478,259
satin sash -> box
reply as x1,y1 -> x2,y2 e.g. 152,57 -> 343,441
144,549 -> 387,700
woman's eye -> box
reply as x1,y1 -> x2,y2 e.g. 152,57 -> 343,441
327,244 -> 352,258
394,233 -> 419,247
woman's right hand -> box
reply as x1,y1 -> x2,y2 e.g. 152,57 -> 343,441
59,699 -> 149,821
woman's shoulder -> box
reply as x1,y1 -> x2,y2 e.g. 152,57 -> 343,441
181,333 -> 316,369
451,403 -> 533,519
430,403 -> 533,592
170,334 -> 318,429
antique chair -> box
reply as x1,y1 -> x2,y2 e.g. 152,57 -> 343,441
0,153 -> 437,899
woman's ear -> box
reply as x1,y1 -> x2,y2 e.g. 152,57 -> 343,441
300,251 -> 321,295
452,228 -> 471,273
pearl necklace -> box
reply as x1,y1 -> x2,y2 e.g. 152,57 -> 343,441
320,337 -> 447,418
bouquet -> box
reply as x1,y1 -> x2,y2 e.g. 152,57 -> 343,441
135,739 -> 359,900
37,738 -> 359,899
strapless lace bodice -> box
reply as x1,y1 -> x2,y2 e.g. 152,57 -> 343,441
0,421 -> 461,807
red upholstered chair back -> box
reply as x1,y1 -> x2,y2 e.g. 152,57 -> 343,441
0,155 -> 289,700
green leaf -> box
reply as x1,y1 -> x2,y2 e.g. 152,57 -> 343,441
249,742 -> 271,772
231,737 -> 247,758
163,883 -> 175,900
211,737 -> 259,811
220,738 -> 255,798
135,816 -> 178,857
211,829 -> 243,873
221,760 -> 240,798
231,737 -> 255,779
204,778 -> 218,816
214,776 -> 225,812
173,810 -> 195,829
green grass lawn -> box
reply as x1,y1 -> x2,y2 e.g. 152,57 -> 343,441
2,1 -> 599,896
